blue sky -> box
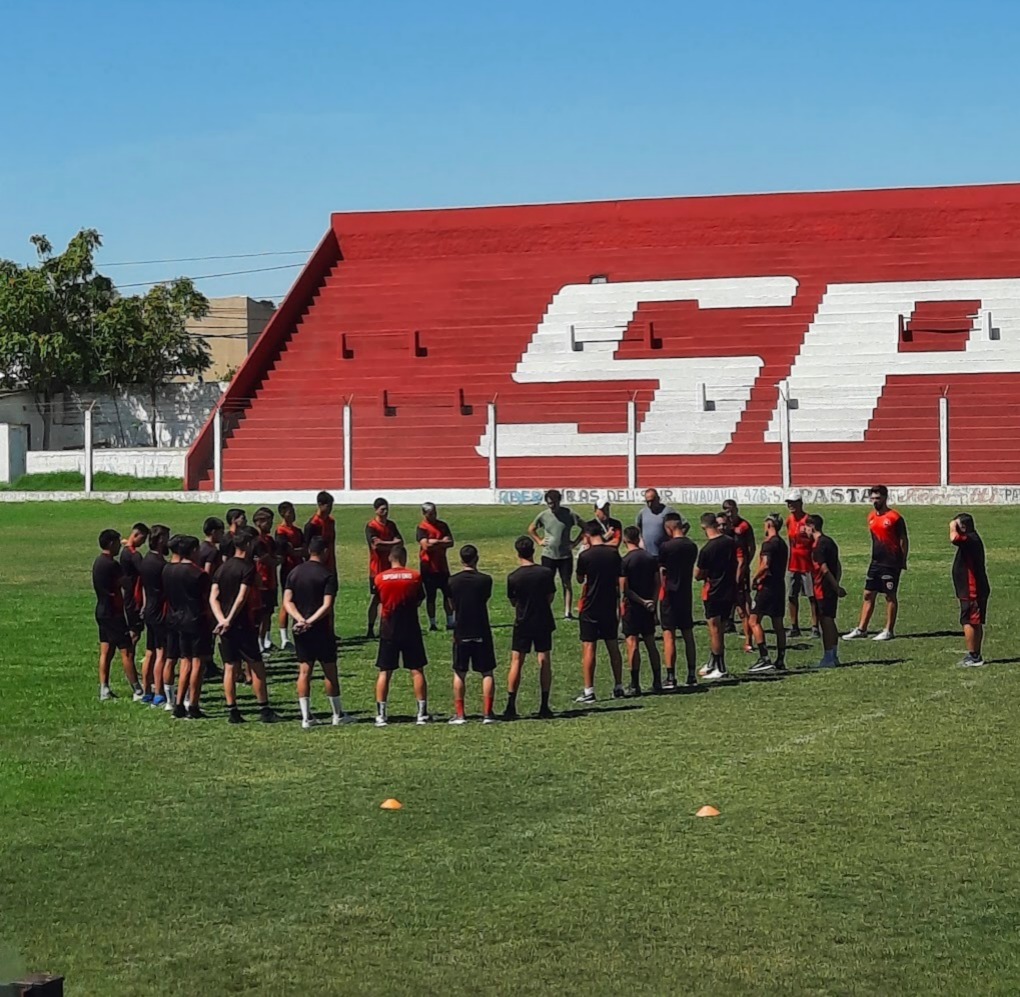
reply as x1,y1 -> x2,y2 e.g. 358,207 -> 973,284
1,0 -> 1018,300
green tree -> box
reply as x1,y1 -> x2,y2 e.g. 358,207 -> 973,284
0,230 -> 115,448
100,279 -> 211,446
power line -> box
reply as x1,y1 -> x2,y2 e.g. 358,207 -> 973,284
103,250 -> 311,267
114,260 -> 301,287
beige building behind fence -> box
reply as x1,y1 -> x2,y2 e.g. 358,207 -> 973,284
185,296 -> 276,381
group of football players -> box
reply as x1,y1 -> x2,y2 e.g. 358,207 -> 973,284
90,485 -> 991,726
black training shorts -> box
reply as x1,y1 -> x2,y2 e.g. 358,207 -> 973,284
145,622 -> 167,652
376,630 -> 428,671
177,628 -> 213,660
452,636 -> 497,674
816,594 -> 839,621
864,564 -> 901,595
660,595 -> 694,633
621,602 -> 656,638
541,556 -> 572,586
98,618 -> 131,650
579,614 -> 618,643
422,572 -> 451,599
704,596 -> 733,622
752,586 -> 785,620
293,627 -> 337,666
220,626 -> 262,665
960,597 -> 988,627
511,624 -> 553,655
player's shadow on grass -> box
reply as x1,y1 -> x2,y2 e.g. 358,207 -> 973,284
898,630 -> 958,640
985,657 -> 1020,665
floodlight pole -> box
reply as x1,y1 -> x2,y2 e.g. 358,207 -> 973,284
779,386 -> 792,492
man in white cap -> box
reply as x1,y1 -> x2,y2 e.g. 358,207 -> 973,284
587,500 -> 622,547
785,489 -> 818,638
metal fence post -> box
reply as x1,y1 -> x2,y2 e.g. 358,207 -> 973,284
343,400 -> 353,492
939,393 -> 949,486
627,396 -> 637,490
779,386 -> 792,492
84,402 -> 94,495
488,400 -> 498,490
213,407 -> 223,493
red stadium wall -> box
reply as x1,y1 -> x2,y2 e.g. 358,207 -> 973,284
185,184 -> 1020,493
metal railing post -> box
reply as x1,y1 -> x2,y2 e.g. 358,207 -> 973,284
627,397 -> 637,490
84,402 -> 95,495
488,400 -> 498,490
939,393 -> 949,486
213,407 -> 223,493
779,387 -> 792,492
343,400 -> 353,492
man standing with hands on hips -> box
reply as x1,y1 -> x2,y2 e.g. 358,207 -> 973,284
529,489 -> 584,619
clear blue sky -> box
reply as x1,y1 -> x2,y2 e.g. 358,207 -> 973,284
1,0 -> 1017,300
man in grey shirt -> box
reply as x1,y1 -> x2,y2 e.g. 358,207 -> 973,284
635,488 -> 677,557
529,489 -> 584,619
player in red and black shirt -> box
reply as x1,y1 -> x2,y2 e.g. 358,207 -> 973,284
574,522 -> 625,703
748,514 -> 789,674
284,536 -> 353,727
210,529 -> 278,724
950,513 -> 991,667
843,485 -> 909,643
93,529 -> 141,701
658,514 -> 698,689
808,514 -> 845,669
253,507 -> 280,653
619,525 -> 662,694
447,544 -> 498,724
196,517 -> 226,681
785,491 -> 818,638
119,522 -> 148,643
138,524 -> 169,704
695,512 -> 737,681
723,499 -> 756,651
366,496 -> 403,638
505,536 -> 557,720
303,491 -> 336,574
275,501 -> 306,649
373,545 -> 428,726
416,501 -> 454,631
588,500 -> 623,547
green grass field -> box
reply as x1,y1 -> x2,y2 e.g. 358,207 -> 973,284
2,501 -> 1018,996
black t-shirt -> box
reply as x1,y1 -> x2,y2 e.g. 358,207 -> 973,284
138,551 -> 167,625
163,562 -> 211,634
697,535 -> 737,602
758,535 -> 788,591
659,536 -> 698,600
213,557 -> 259,630
92,554 -> 124,621
507,564 -> 556,633
448,569 -> 493,640
620,548 -> 658,604
285,560 -> 338,629
585,517 -> 623,544
952,531 -> 990,600
576,544 -> 622,621
197,540 -> 222,575
811,535 -> 842,599
119,545 -> 143,608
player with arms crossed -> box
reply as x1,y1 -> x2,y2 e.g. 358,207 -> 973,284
619,525 -> 662,694
658,513 -> 698,689
366,497 -> 403,639
574,522 -> 625,704
950,513 -> 991,667
808,515 -> 845,669
843,485 -> 908,642
285,536 -> 354,727
785,490 -> 817,638
747,513 -> 789,674
447,544 -> 498,724
589,500 -> 623,547
695,512 -> 737,681
416,502 -> 455,631
504,537 -> 557,720
529,489 -> 584,619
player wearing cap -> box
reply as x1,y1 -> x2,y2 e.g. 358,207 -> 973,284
416,502 -> 455,631
950,513 -> 990,667
373,544 -> 429,726
808,515 -> 845,669
366,497 -> 403,639
284,536 -> 354,728
93,528 -> 142,701
619,526 -> 662,694
842,485 -> 908,643
529,489 -> 584,619
658,513 -> 698,689
275,501 -> 305,650
747,514 -> 789,674
574,522 -> 625,703
447,544 -> 498,724
635,488 -> 677,558
588,500 -> 622,547
785,490 -> 818,638
695,512 -> 737,680
504,536 -> 556,720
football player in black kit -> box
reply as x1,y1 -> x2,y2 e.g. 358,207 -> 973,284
658,513 -> 699,689
619,526 -> 662,694
747,514 -> 789,674
504,537 -> 556,720
574,522 -> 625,703
447,544 -> 498,724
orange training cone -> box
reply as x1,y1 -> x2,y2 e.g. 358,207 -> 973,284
380,798 -> 403,810
696,805 -> 720,818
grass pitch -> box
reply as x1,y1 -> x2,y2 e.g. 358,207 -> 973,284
1,501 -> 1019,996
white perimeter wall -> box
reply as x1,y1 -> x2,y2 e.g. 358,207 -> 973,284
26,448 -> 185,478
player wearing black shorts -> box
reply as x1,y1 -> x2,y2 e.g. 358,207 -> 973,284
138,524 -> 169,705
574,523 -> 624,703
93,529 -> 142,701
211,530 -> 277,724
119,522 -> 148,645
252,507 -> 280,654
373,545 -> 429,727
808,515 -> 845,669
196,516 -> 226,680
416,502 -> 455,631
163,536 -> 216,719
284,536 -> 353,728
695,512 -> 737,681
276,501 -> 305,650
748,514 -> 789,674
950,513 -> 990,667
504,536 -> 556,720
447,544 -> 497,724
365,497 -> 402,639
658,513 -> 698,689
529,489 -> 585,619
619,526 -> 662,694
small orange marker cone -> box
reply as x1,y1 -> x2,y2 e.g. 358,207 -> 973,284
696,805 -> 720,818
380,798 -> 403,810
